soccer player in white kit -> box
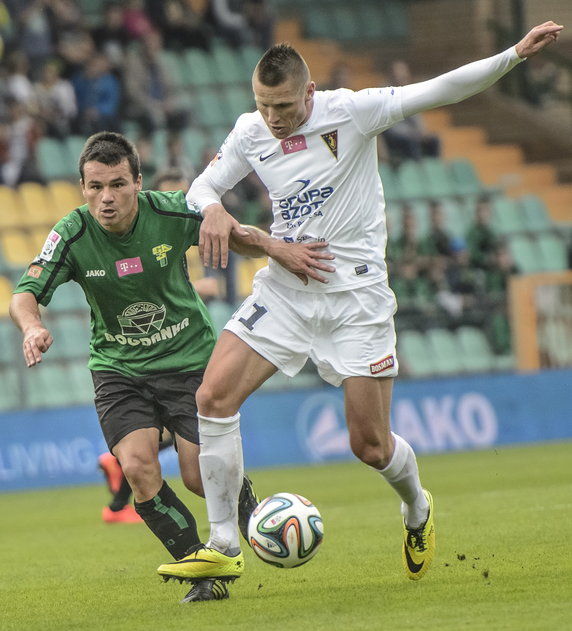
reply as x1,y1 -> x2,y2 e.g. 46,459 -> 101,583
157,21 -> 563,590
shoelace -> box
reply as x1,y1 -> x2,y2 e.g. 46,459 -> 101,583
407,527 -> 427,552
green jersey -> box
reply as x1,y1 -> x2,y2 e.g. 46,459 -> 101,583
14,190 -> 217,376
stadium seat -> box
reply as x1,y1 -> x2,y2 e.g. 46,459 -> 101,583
182,127 -> 211,169
0,316 -> 18,361
448,158 -> 485,198
236,258 -> 267,298
0,366 -> 20,411
440,198 -> 468,238
0,229 -> 37,269
195,88 -> 234,128
238,45 -> 265,78
456,326 -> 497,373
397,330 -> 435,378
491,197 -> 526,236
0,276 -> 12,315
182,49 -> 218,88
507,234 -> 543,274
421,158 -> 457,199
379,163 -> 402,202
425,327 -> 465,376
47,181 -> 83,213
0,185 -> 25,230
48,281 -> 89,312
211,43 -> 249,85
518,194 -> 553,232
207,299 -> 235,334
46,313 -> 91,359
24,362 -> 80,408
536,233 -> 568,272
395,160 -> 429,200
18,182 -> 59,228
36,138 -> 76,181
158,49 -> 188,90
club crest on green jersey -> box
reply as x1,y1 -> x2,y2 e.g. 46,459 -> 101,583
152,243 -> 173,267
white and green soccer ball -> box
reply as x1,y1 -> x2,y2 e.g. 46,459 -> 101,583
247,492 -> 324,568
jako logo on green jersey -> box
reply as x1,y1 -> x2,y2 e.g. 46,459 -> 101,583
104,301 -> 190,346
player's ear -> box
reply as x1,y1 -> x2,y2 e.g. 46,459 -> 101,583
135,173 -> 143,192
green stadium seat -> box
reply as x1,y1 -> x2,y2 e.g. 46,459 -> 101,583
158,50 -> 187,90
36,138 -> 76,181
211,43 -> 249,84
0,366 -> 20,411
182,128 -> 211,170
507,234 -> 544,274
182,49 -> 218,88
207,299 -> 235,335
238,45 -> 265,79
331,6 -> 362,41
25,362 -> 81,408
536,233 -> 568,272
491,197 -> 526,236
425,328 -> 465,376
195,89 -> 234,128
440,198 -> 467,238
456,326 -> 497,373
303,7 -> 335,40
223,85 -> 256,121
518,195 -> 553,232
379,163 -> 402,203
421,158 -> 457,199
48,281 -> 89,312
47,313 -> 91,360
449,158 -> 485,198
395,160 -> 429,200
397,330 -> 435,378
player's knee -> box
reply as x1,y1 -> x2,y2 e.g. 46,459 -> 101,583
196,381 -> 236,417
350,439 -> 393,469
120,453 -> 158,487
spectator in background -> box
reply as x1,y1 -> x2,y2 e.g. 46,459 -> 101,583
157,132 -> 197,181
33,57 -> 77,138
5,50 -> 36,105
121,0 -> 153,42
420,200 -> 453,263
241,0 -> 275,51
204,0 -> 252,48
123,29 -> 189,134
91,1 -> 130,74
465,195 -> 499,272
0,95 -> 41,186
9,0 -> 54,75
71,52 -> 122,135
56,28 -> 96,78
382,60 -> 441,162
444,236 -> 484,323
144,0 -> 211,52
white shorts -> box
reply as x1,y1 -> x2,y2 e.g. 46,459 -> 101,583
224,275 -> 399,387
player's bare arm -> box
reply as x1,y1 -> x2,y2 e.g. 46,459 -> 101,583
199,202 -> 248,270
230,225 -> 336,284
515,21 -> 563,58
9,291 -> 53,367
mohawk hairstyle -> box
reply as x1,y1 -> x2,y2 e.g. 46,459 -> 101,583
255,42 -> 309,87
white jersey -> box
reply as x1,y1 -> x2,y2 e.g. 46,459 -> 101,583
188,46 -> 523,294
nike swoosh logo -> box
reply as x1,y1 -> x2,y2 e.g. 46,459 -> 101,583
403,544 -> 424,574
259,152 -> 276,162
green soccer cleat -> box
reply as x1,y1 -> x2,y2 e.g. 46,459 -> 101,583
158,546 -> 244,582
402,489 -> 435,581
180,579 -> 229,603
238,475 -> 259,544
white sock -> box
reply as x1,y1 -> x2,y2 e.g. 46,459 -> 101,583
377,433 -> 429,528
198,413 -> 243,554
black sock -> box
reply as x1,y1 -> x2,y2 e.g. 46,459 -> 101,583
109,475 -> 133,512
134,481 -> 202,559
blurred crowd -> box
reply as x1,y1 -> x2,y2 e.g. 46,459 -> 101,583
0,0 -> 275,188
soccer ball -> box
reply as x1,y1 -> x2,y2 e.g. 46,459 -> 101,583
247,492 -> 324,568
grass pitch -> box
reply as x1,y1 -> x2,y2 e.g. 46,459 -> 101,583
1,441 -> 571,631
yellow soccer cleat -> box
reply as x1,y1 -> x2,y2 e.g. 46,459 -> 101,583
402,489 -> 435,581
158,546 -> 244,583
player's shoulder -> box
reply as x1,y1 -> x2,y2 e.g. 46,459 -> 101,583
49,205 -> 89,240
140,190 -> 202,219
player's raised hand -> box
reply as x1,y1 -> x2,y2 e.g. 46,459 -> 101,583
22,325 -> 53,367
515,21 -> 563,58
267,240 -> 336,284
199,203 -> 248,269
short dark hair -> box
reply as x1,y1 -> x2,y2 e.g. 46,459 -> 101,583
255,43 -> 309,87
79,131 -> 140,181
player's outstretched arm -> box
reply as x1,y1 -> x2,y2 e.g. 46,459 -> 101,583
400,20 -> 563,118
515,21 -> 563,58
230,225 -> 336,284
9,292 -> 53,367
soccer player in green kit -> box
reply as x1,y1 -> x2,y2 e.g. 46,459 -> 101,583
9,131 -> 335,603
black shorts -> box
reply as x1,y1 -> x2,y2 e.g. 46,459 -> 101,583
91,370 -> 203,452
